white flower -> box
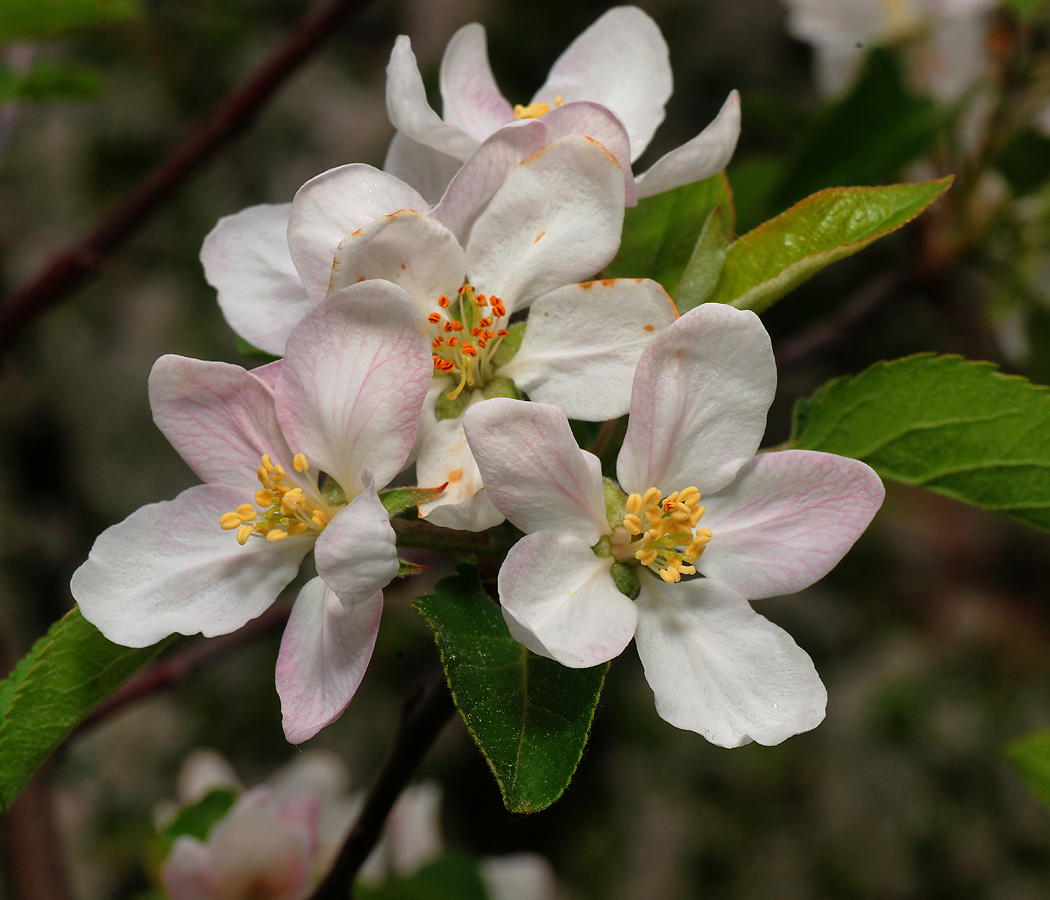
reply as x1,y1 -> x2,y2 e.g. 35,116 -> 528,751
71,282 -> 433,743
783,0 -> 996,99
203,133 -> 677,532
384,6 -> 741,204
462,302 -> 885,746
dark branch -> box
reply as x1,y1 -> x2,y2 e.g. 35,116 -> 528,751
0,0 -> 371,353
71,599 -> 292,741
309,673 -> 456,900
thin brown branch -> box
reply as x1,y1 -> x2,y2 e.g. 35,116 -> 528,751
309,673 -> 456,900
0,0 -> 372,353
71,598 -> 292,741
392,517 -> 513,556
0,761 -> 74,900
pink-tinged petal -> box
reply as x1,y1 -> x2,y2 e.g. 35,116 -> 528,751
313,482 -> 398,604
697,450 -> 885,599
384,782 -> 444,876
328,209 -> 465,315
275,281 -> 431,495
149,355 -> 293,493
430,118 -> 550,243
276,576 -> 384,744
249,359 -> 283,391
287,163 -> 429,302
432,102 -> 636,243
499,531 -> 637,668
634,91 -> 741,198
462,398 -> 608,541
385,35 -> 481,161
200,203 -> 312,357
617,303 -> 776,497
532,6 -> 672,161
384,130 -> 463,207
438,23 -> 513,141
72,484 -> 310,647
205,789 -> 313,900
537,101 -> 637,205
498,279 -> 677,420
466,134 -> 625,314
163,837 -> 217,900
416,401 -> 505,531
634,577 -> 827,747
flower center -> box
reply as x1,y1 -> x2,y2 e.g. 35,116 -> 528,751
429,283 -> 511,400
513,95 -> 564,120
219,453 -> 338,546
622,486 -> 712,584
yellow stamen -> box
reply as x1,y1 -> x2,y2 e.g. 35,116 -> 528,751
293,453 -> 308,473
622,485 -> 712,583
267,529 -> 288,542
514,101 -> 551,119
236,525 -> 253,545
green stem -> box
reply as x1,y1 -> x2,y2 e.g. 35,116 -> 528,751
391,518 -> 512,557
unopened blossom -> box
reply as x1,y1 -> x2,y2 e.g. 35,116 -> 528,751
463,303 -> 885,746
71,282 -> 433,743
384,5 -> 741,204
783,0 -> 996,99
204,132 -> 677,531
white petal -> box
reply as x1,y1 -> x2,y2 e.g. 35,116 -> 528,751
384,782 -> 444,876
149,355 -> 293,494
275,281 -> 431,495
466,134 -> 625,314
327,209 -> 465,316
532,6 -> 672,160
498,531 -> 637,668
416,398 -> 505,531
438,23 -> 513,141
617,303 -> 776,497
200,203 -> 312,356
287,163 -> 429,302
431,103 -> 635,243
634,91 -> 741,198
634,578 -> 826,746
72,484 -> 310,647
698,450 -> 885,599
313,482 -> 399,605
385,34 -> 481,160
462,398 -> 608,541
498,279 -> 677,420
481,854 -> 557,900
276,576 -> 384,744
162,838 -> 216,900
384,130 -> 463,207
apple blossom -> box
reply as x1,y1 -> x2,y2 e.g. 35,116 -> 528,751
783,0 -> 996,99
462,302 -> 885,747
71,281 -> 433,743
205,132 -> 677,531
384,5 -> 741,204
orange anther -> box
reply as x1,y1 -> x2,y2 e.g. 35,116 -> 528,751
427,312 -> 441,324
480,317 -> 493,327
450,321 -> 463,331
476,294 -> 488,306
478,339 -> 488,349
432,336 -> 445,347
471,327 -> 482,336
438,295 -> 451,308
443,321 -> 454,332
448,337 -> 459,347
462,344 -> 477,357
497,329 -> 509,338
458,285 -> 468,294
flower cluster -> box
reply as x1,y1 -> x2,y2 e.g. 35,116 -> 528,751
71,5 -> 883,758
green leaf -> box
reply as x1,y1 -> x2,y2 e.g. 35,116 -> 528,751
675,207 -> 729,313
773,47 -> 945,207
1007,730 -> 1050,810
356,852 -> 490,900
0,62 -> 105,103
0,607 -> 165,811
1005,0 -> 1044,19
790,354 -> 1050,531
380,485 -> 447,517
158,787 -> 239,854
0,0 -> 137,42
413,562 -> 607,813
236,336 -> 280,363
605,172 -> 734,294
996,128 -> 1050,196
489,321 -> 526,369
708,178 -> 951,314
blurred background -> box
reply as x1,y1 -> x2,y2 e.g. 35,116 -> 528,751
3,0 -> 1050,897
